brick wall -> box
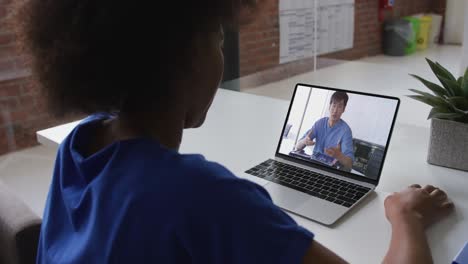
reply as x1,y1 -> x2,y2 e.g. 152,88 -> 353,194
239,0 -> 280,76
0,76 -> 56,155
239,0 -> 446,76
0,0 -> 62,155
431,0 -> 447,15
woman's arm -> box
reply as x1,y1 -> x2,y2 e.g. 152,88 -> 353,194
301,184 -> 454,264
302,241 -> 348,264
301,220 -> 430,264
382,215 -> 432,264
382,184 -> 453,264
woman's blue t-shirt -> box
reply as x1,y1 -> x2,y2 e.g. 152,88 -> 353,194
37,114 -> 314,263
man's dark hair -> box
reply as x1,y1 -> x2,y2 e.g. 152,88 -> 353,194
330,91 -> 349,108
13,1 -> 257,116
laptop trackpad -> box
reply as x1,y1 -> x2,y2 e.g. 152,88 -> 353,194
264,182 -> 310,211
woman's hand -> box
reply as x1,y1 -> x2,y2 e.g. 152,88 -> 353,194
384,184 -> 454,228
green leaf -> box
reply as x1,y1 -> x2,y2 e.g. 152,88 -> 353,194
428,110 -> 464,120
436,61 -> 457,81
450,108 -> 468,116
409,88 -> 435,97
462,67 -> 468,98
447,96 -> 468,111
409,74 -> 448,97
426,58 -> 457,82
407,94 -> 451,108
428,106 -> 453,119
450,106 -> 468,115
438,75 -> 462,96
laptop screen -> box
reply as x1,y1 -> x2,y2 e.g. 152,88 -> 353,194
277,84 -> 399,181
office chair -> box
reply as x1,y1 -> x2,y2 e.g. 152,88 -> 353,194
0,182 -> 41,264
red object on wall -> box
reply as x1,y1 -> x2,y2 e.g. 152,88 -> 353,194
379,0 -> 394,22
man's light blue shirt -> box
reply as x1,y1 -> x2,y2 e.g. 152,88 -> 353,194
301,117 -> 354,161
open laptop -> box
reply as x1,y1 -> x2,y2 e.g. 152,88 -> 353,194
242,84 -> 400,225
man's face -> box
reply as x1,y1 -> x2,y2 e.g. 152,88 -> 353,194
329,100 -> 346,122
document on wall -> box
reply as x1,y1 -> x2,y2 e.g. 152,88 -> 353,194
279,0 -> 355,64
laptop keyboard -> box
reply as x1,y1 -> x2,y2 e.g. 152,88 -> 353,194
245,159 -> 371,208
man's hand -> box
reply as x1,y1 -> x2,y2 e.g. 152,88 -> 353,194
325,144 -> 341,158
304,133 -> 315,147
325,143 -> 352,170
384,184 -> 454,228
295,130 -> 315,151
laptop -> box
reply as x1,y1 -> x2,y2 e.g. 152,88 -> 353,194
241,84 -> 400,225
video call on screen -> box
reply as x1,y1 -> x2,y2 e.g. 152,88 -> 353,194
279,85 -> 399,180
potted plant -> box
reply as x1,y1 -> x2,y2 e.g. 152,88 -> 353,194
409,58 -> 468,171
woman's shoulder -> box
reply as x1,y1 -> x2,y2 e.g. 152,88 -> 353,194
169,154 -> 256,192
127,151 -> 265,213
118,143 -> 245,189
158,153 -> 265,199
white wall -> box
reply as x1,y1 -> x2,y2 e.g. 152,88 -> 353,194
444,0 -> 466,44
298,88 -> 329,140
285,86 -> 309,140
461,0 -> 468,74
280,86 -> 328,155
279,86 -> 310,154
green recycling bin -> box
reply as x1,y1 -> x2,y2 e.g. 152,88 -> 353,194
403,16 -> 420,55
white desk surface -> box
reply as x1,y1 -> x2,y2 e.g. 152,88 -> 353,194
37,85 -> 468,263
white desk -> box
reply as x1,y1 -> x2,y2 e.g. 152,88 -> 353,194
37,88 -> 468,263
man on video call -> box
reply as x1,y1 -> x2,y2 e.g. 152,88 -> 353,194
295,91 -> 355,171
